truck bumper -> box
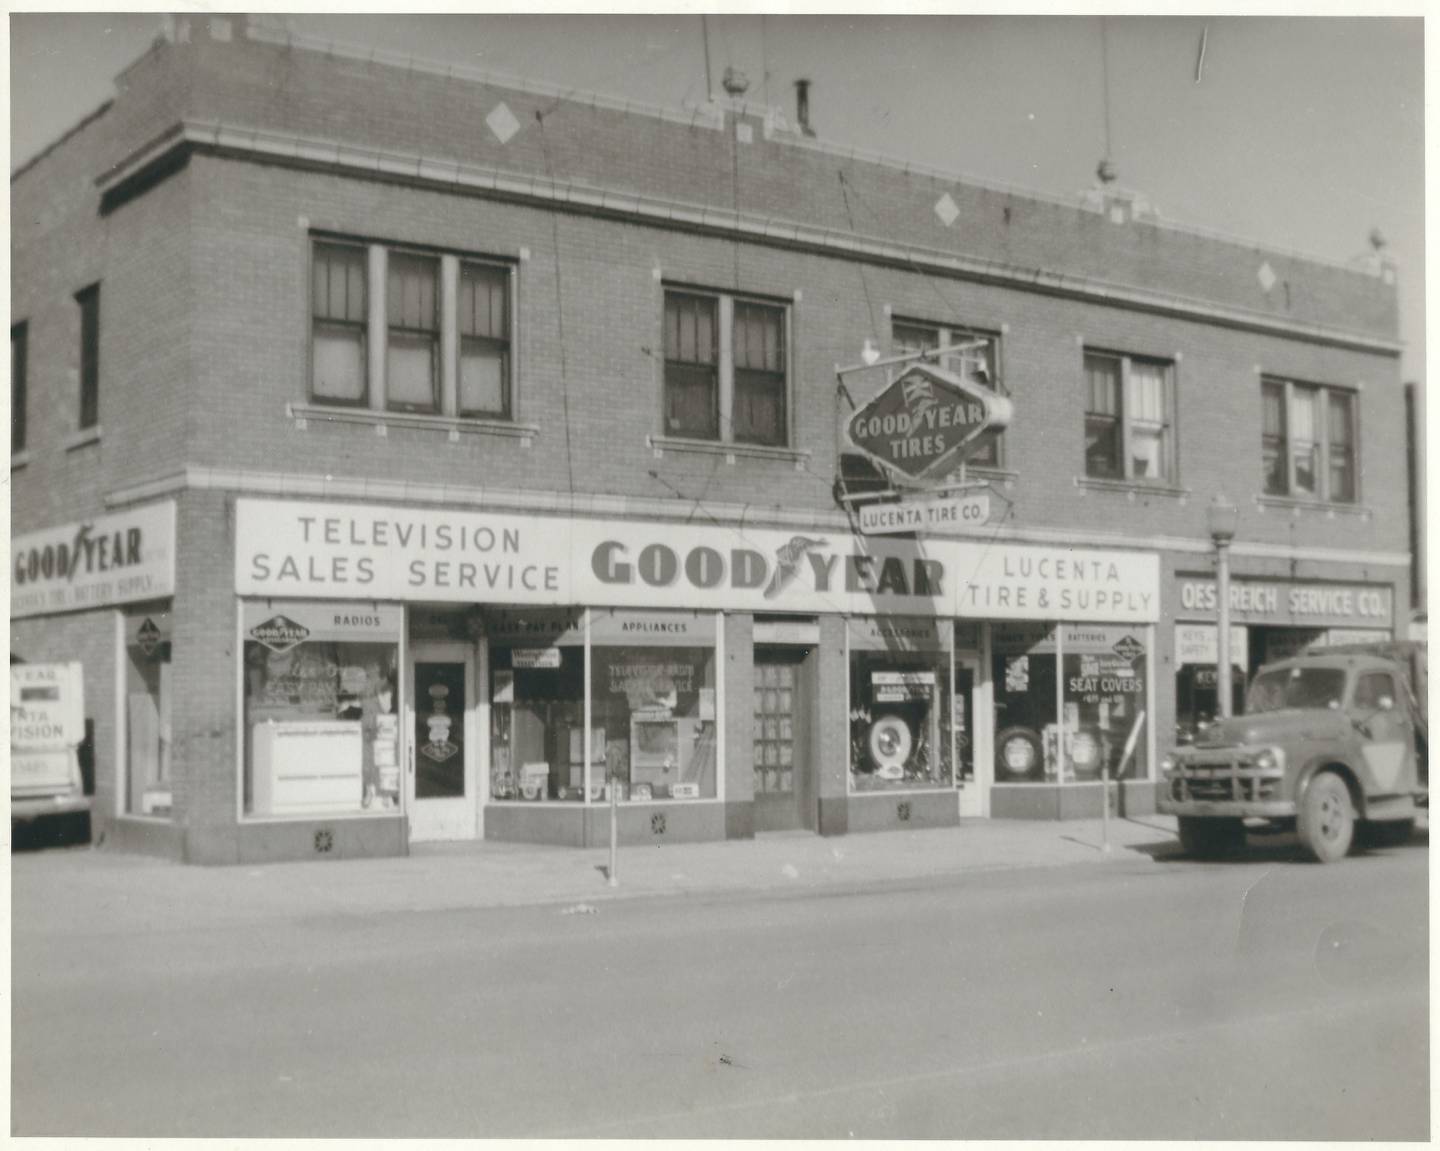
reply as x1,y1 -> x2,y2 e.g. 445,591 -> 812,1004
11,794 -> 91,823
1160,796 -> 1296,819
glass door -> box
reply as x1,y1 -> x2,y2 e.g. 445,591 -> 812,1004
753,647 -> 814,832
955,652 -> 985,817
407,641 -> 478,841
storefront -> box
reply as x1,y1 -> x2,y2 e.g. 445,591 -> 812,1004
11,502 -> 179,830
226,497 -> 1161,848
1171,574 -> 1396,744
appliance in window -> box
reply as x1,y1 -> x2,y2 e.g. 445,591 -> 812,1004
630,715 -> 704,794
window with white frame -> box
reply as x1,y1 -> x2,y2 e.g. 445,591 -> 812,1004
1260,376 -> 1356,503
892,319 -> 1002,466
309,238 -> 516,420
1084,350 -> 1175,482
662,287 -> 789,447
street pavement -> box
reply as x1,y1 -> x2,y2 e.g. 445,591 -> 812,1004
11,816 -> 1430,1138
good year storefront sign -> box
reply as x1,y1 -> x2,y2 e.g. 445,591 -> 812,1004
234,499 -> 1159,623
1176,576 -> 1393,629
12,501 -> 177,619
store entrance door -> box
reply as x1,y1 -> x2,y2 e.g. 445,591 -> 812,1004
407,641 -> 478,842
955,654 -> 984,817
753,647 -> 816,833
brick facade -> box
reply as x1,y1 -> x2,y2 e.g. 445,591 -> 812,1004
11,19 -> 1410,862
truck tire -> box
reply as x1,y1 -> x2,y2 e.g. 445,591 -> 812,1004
1358,818 -> 1415,849
995,727 -> 1044,781
1298,772 -> 1355,863
1178,816 -> 1246,858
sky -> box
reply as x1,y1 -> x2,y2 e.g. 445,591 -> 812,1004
8,12 -> 1427,385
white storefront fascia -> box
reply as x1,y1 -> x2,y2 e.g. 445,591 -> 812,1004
12,501 -> 178,619
233,499 -> 1160,624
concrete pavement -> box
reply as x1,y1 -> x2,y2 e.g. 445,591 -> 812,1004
13,816 -> 1187,936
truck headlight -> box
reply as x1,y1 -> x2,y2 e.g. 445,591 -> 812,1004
1160,753 -> 1177,776
1253,747 -> 1286,774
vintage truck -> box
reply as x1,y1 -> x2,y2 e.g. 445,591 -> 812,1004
11,661 -> 92,837
1160,642 -> 1427,862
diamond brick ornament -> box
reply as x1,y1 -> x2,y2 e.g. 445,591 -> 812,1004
1257,261 -> 1277,292
934,192 -> 960,227
486,101 -> 521,145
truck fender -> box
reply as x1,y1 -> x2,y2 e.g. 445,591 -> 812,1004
1296,758 -> 1365,820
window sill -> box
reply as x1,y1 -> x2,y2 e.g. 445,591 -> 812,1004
648,434 -> 812,469
10,450 -> 30,471
64,426 -> 102,452
1074,475 -> 1190,500
1254,494 -> 1371,518
289,403 -> 538,443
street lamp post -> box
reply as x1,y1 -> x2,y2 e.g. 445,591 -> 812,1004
1207,496 -> 1240,719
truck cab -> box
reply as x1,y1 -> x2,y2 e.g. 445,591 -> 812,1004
1161,646 -> 1427,862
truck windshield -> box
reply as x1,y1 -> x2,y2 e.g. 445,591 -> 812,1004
1246,667 -> 1347,713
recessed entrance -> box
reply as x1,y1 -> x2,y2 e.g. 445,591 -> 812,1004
752,646 -> 816,833
407,640 -> 478,842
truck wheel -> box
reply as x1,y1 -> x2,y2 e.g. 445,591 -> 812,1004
1298,772 -> 1355,863
1358,818 -> 1414,849
1178,816 -> 1245,858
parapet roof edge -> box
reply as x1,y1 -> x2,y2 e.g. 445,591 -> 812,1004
10,99 -> 114,183
243,21 -> 1388,282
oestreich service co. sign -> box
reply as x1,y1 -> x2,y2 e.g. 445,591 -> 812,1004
234,499 -> 1159,623
11,502 -> 177,619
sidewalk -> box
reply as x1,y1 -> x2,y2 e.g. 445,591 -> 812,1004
12,815 -> 1183,937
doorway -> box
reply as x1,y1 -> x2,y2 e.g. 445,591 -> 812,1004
407,640 -> 479,841
955,651 -> 985,817
753,646 -> 816,833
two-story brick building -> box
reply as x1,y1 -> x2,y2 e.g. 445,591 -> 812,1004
11,18 -> 1410,863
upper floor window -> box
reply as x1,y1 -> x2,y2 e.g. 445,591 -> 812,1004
1261,376 -> 1356,503
12,322 -> 28,453
311,241 -> 368,405
386,251 -> 439,413
662,287 -> 789,448
1083,350 -> 1174,482
309,238 -> 516,421
459,261 -> 511,419
892,319 -> 1001,466
75,284 -> 100,430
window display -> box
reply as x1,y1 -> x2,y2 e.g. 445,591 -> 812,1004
991,624 -> 1057,783
1060,626 -> 1149,780
242,601 -> 401,817
590,610 -> 718,801
849,617 -> 953,792
124,605 -> 172,816
487,609 -> 587,802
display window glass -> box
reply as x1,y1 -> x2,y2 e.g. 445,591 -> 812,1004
590,610 -> 718,802
991,624 -> 1058,783
241,601 -> 402,818
1060,625 -> 1149,780
487,609 -> 587,802
123,605 -> 172,817
1174,624 -> 1247,745
848,617 -> 953,792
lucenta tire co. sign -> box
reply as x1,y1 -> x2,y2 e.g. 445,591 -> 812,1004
845,361 -> 1013,483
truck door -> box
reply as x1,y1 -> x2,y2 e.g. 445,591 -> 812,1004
1352,670 -> 1415,795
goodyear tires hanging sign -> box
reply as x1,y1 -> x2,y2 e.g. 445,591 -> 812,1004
845,362 -> 1012,483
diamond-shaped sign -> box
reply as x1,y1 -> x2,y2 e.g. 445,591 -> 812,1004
249,615 -> 311,655
1112,635 -> 1144,663
845,362 -> 1012,483
137,617 -> 161,657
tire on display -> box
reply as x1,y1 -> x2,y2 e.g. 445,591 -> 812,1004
1177,816 -> 1246,859
995,727 -> 1044,782
1358,818 -> 1414,849
1298,771 -> 1355,863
